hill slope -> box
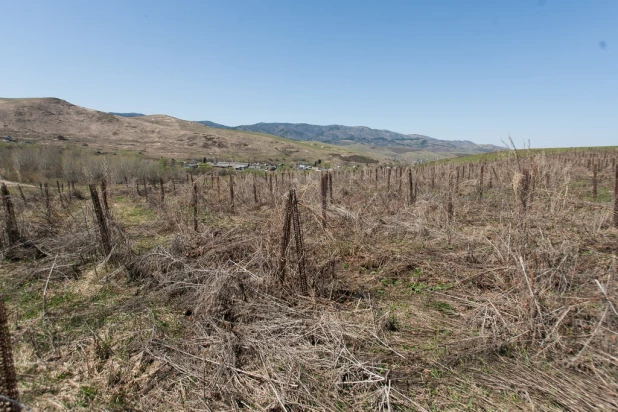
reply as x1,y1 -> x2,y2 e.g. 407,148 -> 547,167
0,98 -> 372,163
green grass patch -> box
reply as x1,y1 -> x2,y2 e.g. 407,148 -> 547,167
133,234 -> 172,253
430,301 -> 456,315
48,291 -> 78,308
78,385 -> 98,407
408,281 -> 453,294
18,287 -> 42,319
115,203 -> 156,225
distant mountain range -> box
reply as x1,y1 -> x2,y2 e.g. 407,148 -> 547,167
109,110 -> 503,154
109,112 -> 145,117
192,121 -> 504,153
109,112 -> 502,154
197,120 -> 231,129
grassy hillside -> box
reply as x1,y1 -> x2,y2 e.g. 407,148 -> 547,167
1,147 -> 617,410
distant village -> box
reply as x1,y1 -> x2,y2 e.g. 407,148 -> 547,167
182,160 -> 337,172
181,156 -> 433,171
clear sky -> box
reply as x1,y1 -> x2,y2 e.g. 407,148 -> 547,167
1,0 -> 616,148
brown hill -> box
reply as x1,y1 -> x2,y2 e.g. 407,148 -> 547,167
0,98 -> 371,163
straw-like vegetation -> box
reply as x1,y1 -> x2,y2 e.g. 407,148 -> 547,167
1,147 -> 617,410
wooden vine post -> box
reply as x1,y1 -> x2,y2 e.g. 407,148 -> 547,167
0,296 -> 20,411
592,163 -> 598,199
613,165 -> 618,229
89,184 -> 112,255
277,190 -> 307,294
1,184 -> 20,247
192,182 -> 198,232
320,173 -> 328,229
229,175 -> 235,213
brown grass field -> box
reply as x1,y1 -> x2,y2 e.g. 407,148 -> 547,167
1,147 -> 617,411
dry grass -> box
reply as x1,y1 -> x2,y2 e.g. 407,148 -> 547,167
1,148 -> 617,410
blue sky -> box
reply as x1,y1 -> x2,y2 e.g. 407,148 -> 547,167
1,0 -> 616,148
